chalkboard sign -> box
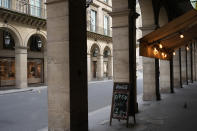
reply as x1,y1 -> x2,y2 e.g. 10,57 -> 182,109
110,82 -> 131,127
112,92 -> 129,119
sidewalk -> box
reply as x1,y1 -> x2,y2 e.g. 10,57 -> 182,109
89,82 -> 197,131
0,86 -> 47,95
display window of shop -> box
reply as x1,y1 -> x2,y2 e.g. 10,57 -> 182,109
27,59 -> 43,84
0,58 -> 15,86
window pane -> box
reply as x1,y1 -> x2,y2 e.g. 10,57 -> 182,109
104,15 -> 109,35
0,0 -> 11,8
30,0 -> 41,17
90,10 -> 97,32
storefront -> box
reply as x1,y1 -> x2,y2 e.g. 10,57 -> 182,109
0,58 -> 44,87
0,58 -> 15,86
27,59 -> 44,84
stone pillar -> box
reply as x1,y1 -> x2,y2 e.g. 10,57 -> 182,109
194,42 -> 197,81
110,0 -> 138,113
108,56 -> 113,79
87,54 -> 92,81
187,44 -> 191,82
160,60 -> 171,93
173,50 -> 180,88
15,46 -> 28,89
143,58 -> 156,100
192,43 -> 195,81
181,47 -> 187,84
97,55 -> 104,80
47,0 -> 88,130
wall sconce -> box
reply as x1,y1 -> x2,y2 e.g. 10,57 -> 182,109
159,44 -> 163,49
186,46 -> 189,51
179,33 -> 184,39
173,51 -> 176,56
153,47 -> 158,55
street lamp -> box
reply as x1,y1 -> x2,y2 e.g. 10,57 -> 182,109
37,38 -> 42,48
4,31 -> 10,46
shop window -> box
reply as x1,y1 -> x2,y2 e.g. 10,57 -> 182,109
28,59 -> 43,84
0,58 -> 15,86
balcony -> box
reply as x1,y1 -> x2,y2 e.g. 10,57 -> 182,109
87,20 -> 112,37
0,0 -> 46,19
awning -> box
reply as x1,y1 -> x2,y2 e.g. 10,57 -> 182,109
139,9 -> 197,60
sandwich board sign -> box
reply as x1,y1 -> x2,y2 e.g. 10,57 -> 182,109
190,0 -> 197,10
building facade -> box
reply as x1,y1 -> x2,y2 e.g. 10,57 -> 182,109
0,0 -> 114,89
87,0 -> 113,81
0,0 -> 47,88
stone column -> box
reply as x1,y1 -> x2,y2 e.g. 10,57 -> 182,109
194,42 -> 197,81
143,57 -> 157,100
15,46 -> 28,89
160,60 -> 171,93
192,43 -> 195,81
187,44 -> 191,82
108,56 -> 113,79
47,0 -> 88,130
97,55 -> 104,80
181,47 -> 187,84
87,54 -> 92,81
173,50 -> 180,88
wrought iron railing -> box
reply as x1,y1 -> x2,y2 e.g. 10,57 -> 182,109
0,0 -> 46,19
87,20 -> 112,37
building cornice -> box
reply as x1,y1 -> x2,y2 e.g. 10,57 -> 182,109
87,31 -> 112,43
0,7 -> 46,29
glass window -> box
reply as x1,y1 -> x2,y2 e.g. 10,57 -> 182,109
90,10 -> 97,32
27,59 -> 43,84
104,15 -> 109,35
30,0 -> 41,17
0,58 -> 15,87
0,0 -> 11,9
104,0 -> 108,4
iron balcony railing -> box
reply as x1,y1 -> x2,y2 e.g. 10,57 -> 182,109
87,21 -> 112,37
0,0 -> 46,19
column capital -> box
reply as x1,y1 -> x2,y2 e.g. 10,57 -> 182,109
15,46 -> 28,54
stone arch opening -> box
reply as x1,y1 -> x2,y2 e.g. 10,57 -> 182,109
90,43 -> 100,80
0,27 -> 21,87
26,33 -> 47,85
103,46 -> 112,79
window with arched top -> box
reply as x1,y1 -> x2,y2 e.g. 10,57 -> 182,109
92,47 -> 99,57
29,35 -> 42,52
103,49 -> 110,58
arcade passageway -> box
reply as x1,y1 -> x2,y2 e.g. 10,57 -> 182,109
46,0 -> 197,130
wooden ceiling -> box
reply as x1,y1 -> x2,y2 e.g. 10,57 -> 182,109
139,9 -> 197,60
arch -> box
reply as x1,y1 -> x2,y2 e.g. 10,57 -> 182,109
0,23 -> 23,47
90,43 -> 101,56
103,46 -> 111,57
24,30 -> 47,48
138,0 -> 155,30
159,6 -> 169,27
